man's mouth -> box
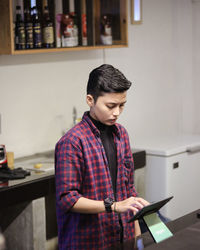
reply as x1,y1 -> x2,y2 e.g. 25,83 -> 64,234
109,119 -> 117,123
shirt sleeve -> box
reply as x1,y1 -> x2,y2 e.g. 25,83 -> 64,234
55,135 -> 84,213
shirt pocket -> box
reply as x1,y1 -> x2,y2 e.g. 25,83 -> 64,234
122,159 -> 133,184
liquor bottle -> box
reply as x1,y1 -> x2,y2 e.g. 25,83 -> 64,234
42,2 -> 55,48
100,14 -> 112,45
69,0 -> 78,47
15,5 -> 25,50
32,5 -> 42,48
81,0 -> 87,46
61,14 -> 76,47
61,0 -> 78,47
70,12 -> 78,46
24,3 -> 34,49
55,0 -> 63,47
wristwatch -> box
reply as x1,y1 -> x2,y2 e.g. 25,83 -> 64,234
104,197 -> 114,213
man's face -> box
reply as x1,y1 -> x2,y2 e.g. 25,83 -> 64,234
87,91 -> 127,126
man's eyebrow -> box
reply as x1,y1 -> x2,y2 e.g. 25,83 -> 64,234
106,101 -> 127,105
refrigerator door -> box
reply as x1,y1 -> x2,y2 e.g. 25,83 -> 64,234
145,150 -> 200,220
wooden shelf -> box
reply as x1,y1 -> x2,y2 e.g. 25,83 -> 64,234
0,0 -> 128,55
12,44 -> 127,55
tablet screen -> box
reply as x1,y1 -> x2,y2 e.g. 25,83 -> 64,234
128,196 -> 173,223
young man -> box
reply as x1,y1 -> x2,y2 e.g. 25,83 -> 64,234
55,64 -> 148,249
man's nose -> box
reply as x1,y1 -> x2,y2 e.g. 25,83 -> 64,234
113,106 -> 120,116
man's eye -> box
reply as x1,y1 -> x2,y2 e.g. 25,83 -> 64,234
107,105 -> 114,109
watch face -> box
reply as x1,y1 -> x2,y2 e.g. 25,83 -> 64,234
105,197 -> 114,204
104,198 -> 114,213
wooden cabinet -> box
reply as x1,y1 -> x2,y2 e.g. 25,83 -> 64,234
0,0 -> 128,55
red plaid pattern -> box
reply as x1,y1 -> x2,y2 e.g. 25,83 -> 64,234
55,112 -> 137,249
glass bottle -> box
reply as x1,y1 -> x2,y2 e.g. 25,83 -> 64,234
100,14 -> 112,45
70,12 -> 78,47
42,4 -> 55,48
61,14 -> 73,47
15,5 -> 25,50
32,5 -> 42,48
24,3 -> 34,49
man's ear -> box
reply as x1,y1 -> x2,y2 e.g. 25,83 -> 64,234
86,94 -> 94,107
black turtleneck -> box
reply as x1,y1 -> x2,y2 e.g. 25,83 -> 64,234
89,114 -> 117,196
89,114 -> 124,242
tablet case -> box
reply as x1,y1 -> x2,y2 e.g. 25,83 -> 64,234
129,196 -> 174,243
128,196 -> 173,223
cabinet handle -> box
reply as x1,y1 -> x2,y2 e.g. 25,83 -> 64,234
186,145 -> 200,153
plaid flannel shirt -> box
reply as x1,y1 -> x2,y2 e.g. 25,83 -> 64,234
55,112 -> 137,249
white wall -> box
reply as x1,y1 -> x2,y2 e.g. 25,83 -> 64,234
192,0 -> 200,134
0,0 -> 199,157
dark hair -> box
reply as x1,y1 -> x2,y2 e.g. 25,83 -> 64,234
87,64 -> 132,102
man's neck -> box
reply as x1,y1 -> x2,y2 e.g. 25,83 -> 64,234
88,112 -> 107,131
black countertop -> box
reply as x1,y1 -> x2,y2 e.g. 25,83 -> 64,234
109,209 -> 200,249
0,150 -> 146,208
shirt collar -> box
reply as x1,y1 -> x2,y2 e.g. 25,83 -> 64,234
82,111 -> 121,139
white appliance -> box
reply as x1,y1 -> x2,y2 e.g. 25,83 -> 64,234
134,134 -> 200,220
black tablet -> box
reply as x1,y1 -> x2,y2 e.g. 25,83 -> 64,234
128,196 -> 173,223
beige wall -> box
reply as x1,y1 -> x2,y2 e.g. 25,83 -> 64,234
0,0 -> 199,157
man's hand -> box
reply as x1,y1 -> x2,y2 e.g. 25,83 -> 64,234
113,197 -> 149,213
